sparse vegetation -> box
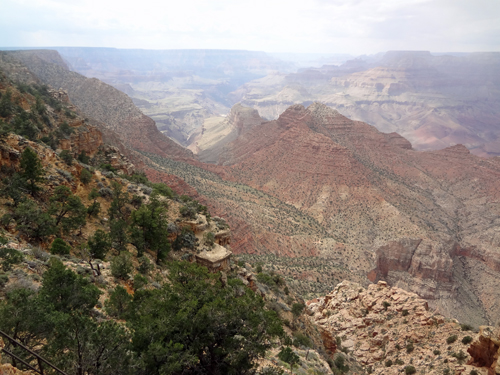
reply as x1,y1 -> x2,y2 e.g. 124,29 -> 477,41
447,335 -> 458,344
404,365 -> 416,374
462,336 -> 473,345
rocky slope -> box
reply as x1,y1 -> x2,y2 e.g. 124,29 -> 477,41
51,47 -> 292,147
214,103 -> 500,325
307,280 -> 486,375
3,49 -> 499,330
234,51 -> 500,157
0,50 -> 193,161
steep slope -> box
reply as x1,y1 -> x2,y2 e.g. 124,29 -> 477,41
3,50 -> 498,328
217,103 -> 500,325
52,47 -> 293,147
234,51 -> 500,157
188,103 -> 265,163
1,50 -> 193,161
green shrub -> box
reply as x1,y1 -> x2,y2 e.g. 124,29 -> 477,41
259,367 -> 284,375
385,359 -> 393,367
172,228 -> 197,251
470,370 -> 478,375
395,359 -> 404,365
292,331 -> 312,348
0,247 -> 24,271
333,354 -> 349,373
452,350 -> 467,364
462,336 -> 473,345
204,231 -> 215,247
110,252 -> 133,280
77,150 -> 90,164
105,285 -> 132,319
59,121 -> 73,135
99,163 -> 116,173
50,238 -> 71,255
447,335 -> 458,344
179,204 -> 197,220
406,342 -> 414,353
133,273 -> 148,291
0,273 -> 9,287
402,309 -> 409,316
80,168 -> 92,185
404,365 -> 416,375
123,172 -> 149,185
138,256 -> 153,275
383,301 -> 391,310
291,303 -> 305,319
433,349 -> 441,355
59,150 -> 73,165
461,324 -> 473,331
152,183 -> 174,198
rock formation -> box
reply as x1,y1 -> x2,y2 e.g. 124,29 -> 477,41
3,50 -> 499,329
190,103 -> 264,163
234,51 -> 500,157
214,102 -> 500,324
307,281 -> 485,375
467,325 -> 500,374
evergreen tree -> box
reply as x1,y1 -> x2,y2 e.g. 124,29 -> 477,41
129,261 -> 284,375
278,347 -> 300,374
49,186 -> 87,234
19,147 -> 44,195
1,173 -> 27,206
50,237 -> 71,255
87,188 -> 101,218
11,199 -> 56,242
129,194 -> 170,263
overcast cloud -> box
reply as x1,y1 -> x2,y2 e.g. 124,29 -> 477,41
1,0 -> 499,54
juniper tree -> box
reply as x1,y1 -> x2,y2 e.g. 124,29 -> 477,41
49,186 -> 87,234
19,147 -> 44,195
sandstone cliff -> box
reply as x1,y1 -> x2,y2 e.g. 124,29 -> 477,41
234,51 -> 500,157
190,103 -> 264,163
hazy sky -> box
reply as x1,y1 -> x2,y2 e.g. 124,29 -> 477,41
1,0 -> 499,55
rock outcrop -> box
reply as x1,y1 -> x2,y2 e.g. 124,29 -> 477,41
190,103 -> 264,163
307,281 -> 482,375
467,326 -> 500,374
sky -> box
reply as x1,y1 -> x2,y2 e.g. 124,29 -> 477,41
1,0 -> 499,55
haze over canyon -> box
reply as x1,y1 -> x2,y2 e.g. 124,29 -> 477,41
2,47 -> 499,329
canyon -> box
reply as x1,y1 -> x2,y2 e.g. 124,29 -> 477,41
2,49 -> 500,330
232,51 -> 500,157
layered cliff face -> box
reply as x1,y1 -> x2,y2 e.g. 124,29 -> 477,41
187,103 -> 264,163
234,51 -> 500,157
3,49 -> 498,327
2,50 -> 193,161
216,103 -> 500,325
51,47 -> 293,147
